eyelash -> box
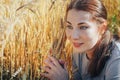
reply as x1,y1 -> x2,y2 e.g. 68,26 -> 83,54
66,25 -> 73,29
66,25 -> 88,30
79,26 -> 88,30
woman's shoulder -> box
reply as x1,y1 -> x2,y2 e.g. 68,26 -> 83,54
111,41 -> 120,58
104,42 -> 120,79
105,41 -> 120,70
115,41 -> 120,50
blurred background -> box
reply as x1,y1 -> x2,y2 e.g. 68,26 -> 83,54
0,0 -> 120,80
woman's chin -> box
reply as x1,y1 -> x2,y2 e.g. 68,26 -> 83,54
73,47 -> 85,53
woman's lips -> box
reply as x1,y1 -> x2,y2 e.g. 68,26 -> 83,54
73,42 -> 84,48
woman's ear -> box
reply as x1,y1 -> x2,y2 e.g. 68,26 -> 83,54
99,20 -> 107,35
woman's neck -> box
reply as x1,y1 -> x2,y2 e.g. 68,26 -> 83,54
86,49 -> 94,60
86,39 -> 101,60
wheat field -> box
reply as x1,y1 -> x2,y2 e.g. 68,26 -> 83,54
0,0 -> 120,80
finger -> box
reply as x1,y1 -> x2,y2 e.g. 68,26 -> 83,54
45,56 -> 64,75
41,66 -> 51,73
59,59 -> 65,65
44,59 -> 57,70
59,59 -> 65,68
40,72 -> 50,78
64,62 -> 68,71
48,55 -> 60,68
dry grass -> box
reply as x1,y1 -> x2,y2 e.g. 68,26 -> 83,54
102,0 -> 120,34
0,0 -> 120,80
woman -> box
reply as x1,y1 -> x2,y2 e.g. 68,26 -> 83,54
41,0 -> 120,80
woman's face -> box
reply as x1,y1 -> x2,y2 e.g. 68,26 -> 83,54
66,9 -> 103,53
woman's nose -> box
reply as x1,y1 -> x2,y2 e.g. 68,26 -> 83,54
71,29 -> 80,40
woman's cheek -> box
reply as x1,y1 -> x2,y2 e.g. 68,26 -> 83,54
65,29 -> 71,40
86,33 -> 99,49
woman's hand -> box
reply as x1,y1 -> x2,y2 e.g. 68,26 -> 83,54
40,55 -> 69,80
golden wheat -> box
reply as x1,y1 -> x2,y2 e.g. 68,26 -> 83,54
0,0 -> 120,80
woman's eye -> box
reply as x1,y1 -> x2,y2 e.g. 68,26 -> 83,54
80,26 -> 88,30
66,25 -> 73,29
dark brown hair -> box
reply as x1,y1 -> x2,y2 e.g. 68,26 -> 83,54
66,0 -> 114,77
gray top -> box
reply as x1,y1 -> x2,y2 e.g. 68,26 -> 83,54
116,42 -> 120,50
72,42 -> 120,80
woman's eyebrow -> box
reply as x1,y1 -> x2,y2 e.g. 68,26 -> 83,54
66,21 -> 86,25
66,21 -> 72,25
78,22 -> 85,25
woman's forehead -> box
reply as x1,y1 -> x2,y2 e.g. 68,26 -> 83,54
66,9 -> 93,24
